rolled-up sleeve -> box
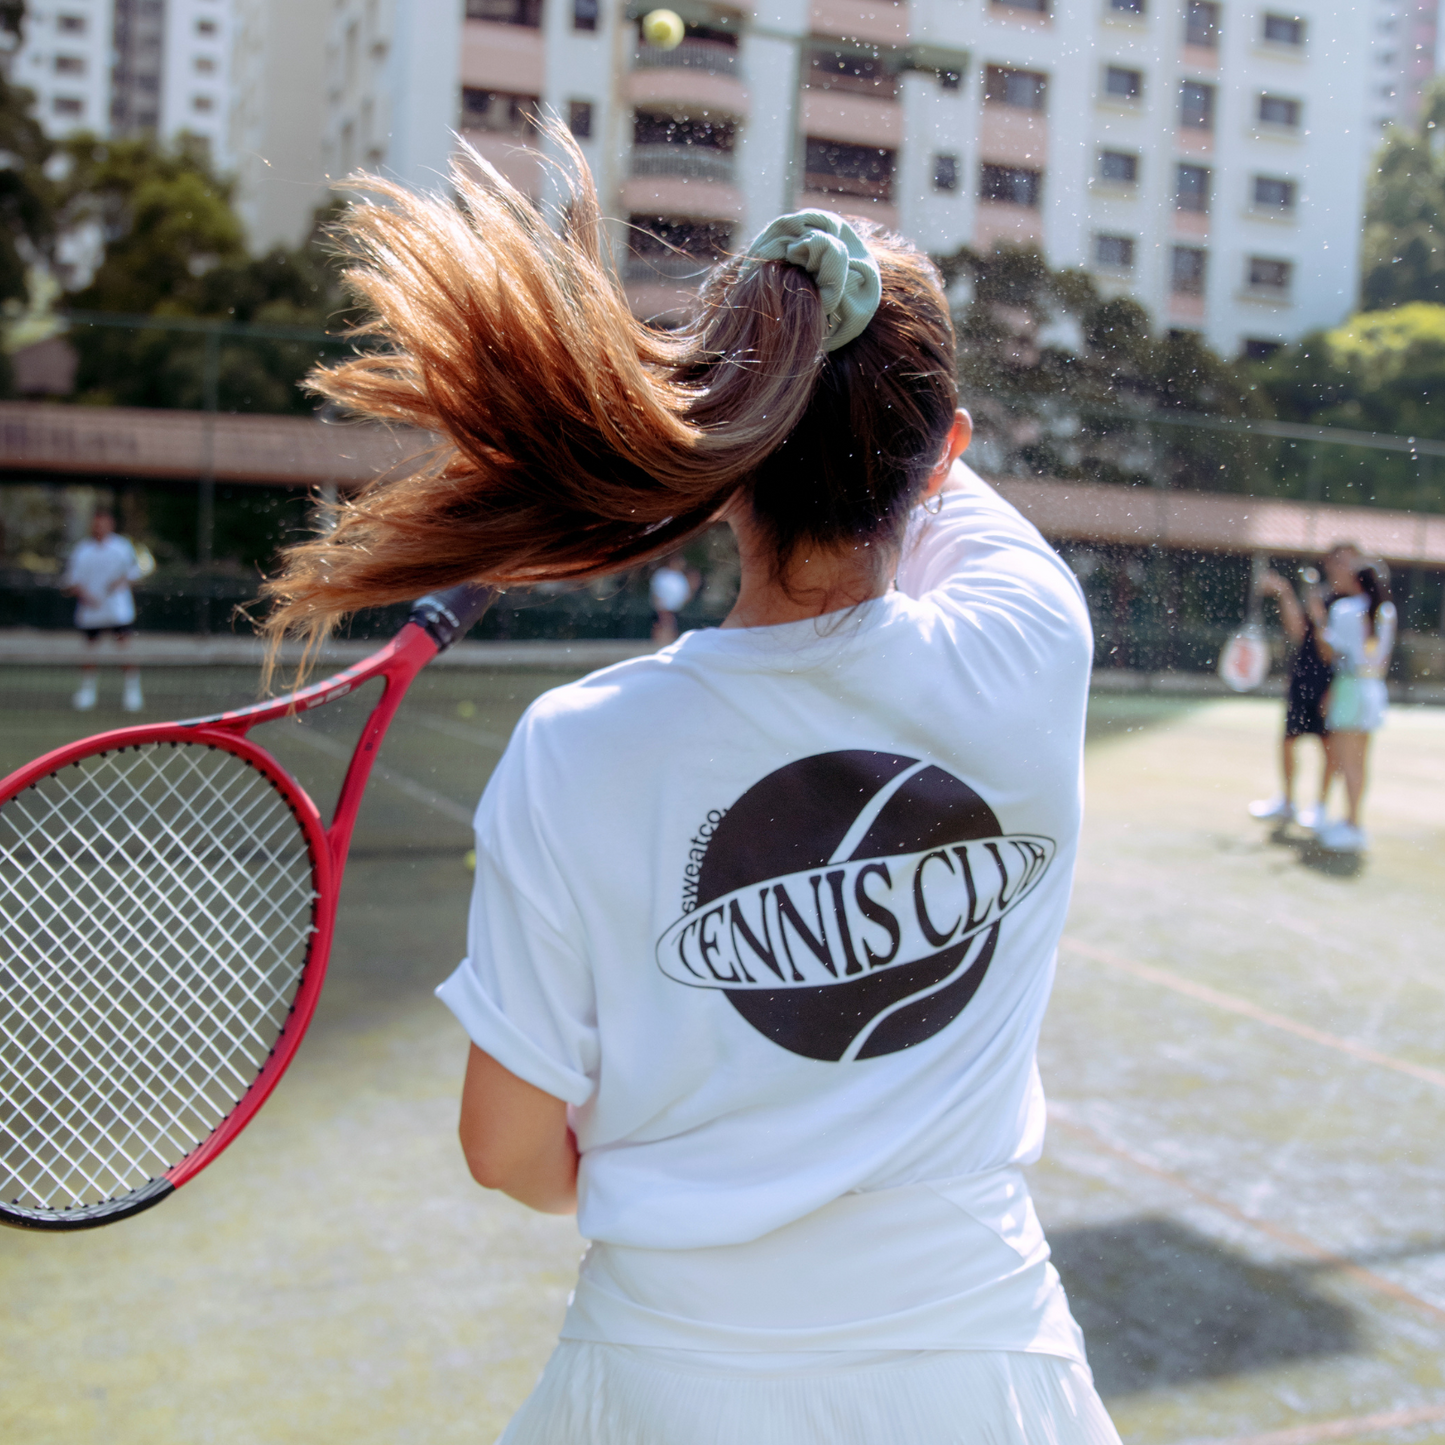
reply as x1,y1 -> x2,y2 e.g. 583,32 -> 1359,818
436,721 -> 598,1106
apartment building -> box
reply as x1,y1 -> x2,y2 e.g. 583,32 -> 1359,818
9,0 -> 117,136
10,0 -> 229,162
1369,0 -> 1441,133
229,0 -> 329,249
325,0 -> 1385,357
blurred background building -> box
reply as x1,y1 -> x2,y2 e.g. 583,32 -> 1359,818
6,0 -> 1444,355
303,0 -> 1433,358
13,0 -> 229,156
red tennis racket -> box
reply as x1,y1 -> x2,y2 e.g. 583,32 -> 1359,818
0,583 -> 496,1231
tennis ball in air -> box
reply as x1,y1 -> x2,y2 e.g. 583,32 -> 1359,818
642,8 -> 685,48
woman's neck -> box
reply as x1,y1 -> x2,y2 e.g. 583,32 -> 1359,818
721,515 -> 895,629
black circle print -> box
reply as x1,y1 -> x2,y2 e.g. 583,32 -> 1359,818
665,751 -> 1053,1062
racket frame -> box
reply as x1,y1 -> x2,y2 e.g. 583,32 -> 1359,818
2,589 -> 493,1228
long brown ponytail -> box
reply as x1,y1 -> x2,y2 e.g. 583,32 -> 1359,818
260,128 -> 957,645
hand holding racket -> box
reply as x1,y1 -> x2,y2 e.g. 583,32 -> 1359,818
0,583 -> 495,1230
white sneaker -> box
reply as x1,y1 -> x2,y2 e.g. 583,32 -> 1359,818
1249,796 -> 1295,822
1296,804 -> 1325,832
72,679 -> 97,711
1317,819 -> 1367,853
122,675 -> 144,713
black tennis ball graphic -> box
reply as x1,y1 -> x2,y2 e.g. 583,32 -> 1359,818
688,751 -> 1013,1061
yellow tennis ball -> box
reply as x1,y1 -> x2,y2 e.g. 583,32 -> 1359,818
642,8 -> 685,49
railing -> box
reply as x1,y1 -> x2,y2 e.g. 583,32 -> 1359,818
624,253 -> 719,282
806,70 -> 899,98
630,145 -> 735,182
633,39 -> 740,75
801,172 -> 892,202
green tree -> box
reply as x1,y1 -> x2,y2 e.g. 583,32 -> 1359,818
1360,84 -> 1445,310
56,135 -> 351,413
1250,304 -> 1445,511
934,243 -> 1263,491
0,2 -> 57,312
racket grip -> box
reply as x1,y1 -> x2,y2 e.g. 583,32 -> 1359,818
410,583 -> 498,651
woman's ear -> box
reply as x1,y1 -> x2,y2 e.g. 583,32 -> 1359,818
922,410 -> 973,500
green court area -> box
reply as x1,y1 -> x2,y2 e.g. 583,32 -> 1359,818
2,665 -> 1443,1445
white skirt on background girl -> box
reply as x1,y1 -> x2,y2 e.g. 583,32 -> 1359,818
496,1167 -> 1121,1445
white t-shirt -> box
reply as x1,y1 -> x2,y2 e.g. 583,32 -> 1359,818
439,468 -> 1092,1262
63,534 -> 142,629
1326,595 -> 1396,680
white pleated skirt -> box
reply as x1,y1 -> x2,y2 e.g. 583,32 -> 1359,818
497,1342 -> 1122,1445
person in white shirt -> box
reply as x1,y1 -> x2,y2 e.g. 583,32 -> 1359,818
258,142 -> 1119,1445
648,552 -> 694,643
1309,554 -> 1397,853
61,507 -> 144,712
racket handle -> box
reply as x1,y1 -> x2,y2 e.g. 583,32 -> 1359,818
410,583 -> 498,651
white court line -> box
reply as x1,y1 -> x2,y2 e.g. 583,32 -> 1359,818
409,712 -> 511,752
1060,936 -> 1445,1092
284,728 -> 475,827
1049,1111 -> 1445,1327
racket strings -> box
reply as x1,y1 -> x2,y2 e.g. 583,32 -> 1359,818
1,743 -> 317,1215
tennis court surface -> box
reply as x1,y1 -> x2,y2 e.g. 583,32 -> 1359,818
2,665 -> 1442,1445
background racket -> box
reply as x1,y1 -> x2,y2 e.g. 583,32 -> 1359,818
0,583 -> 495,1231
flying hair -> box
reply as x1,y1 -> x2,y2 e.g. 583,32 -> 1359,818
259,126 -> 958,651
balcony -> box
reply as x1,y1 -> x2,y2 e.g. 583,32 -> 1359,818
624,252 -> 720,282
630,144 -> 735,183
633,38 -> 740,75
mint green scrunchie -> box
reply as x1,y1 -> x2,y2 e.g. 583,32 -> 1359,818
745,209 -> 882,352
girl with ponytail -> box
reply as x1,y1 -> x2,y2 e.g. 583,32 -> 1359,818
1312,552 -> 1397,852
267,138 -> 1118,1444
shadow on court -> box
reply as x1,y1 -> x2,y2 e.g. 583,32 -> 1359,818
1051,1217 -> 1360,1397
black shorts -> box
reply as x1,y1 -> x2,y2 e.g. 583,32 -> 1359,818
1285,684 -> 1327,738
81,626 -> 134,643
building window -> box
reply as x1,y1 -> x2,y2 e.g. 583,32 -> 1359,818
1098,150 -> 1138,184
1171,245 -> 1207,294
195,56 -> 216,73
1180,80 -> 1215,129
933,153 -> 959,192
984,65 -> 1047,110
1263,13 -> 1305,46
992,0 -> 1048,11
1259,93 -> 1301,127
573,0 -> 597,30
809,47 -> 898,98
58,13 -> 86,31
1244,338 -> 1282,360
1249,257 -> 1292,292
54,54 -> 85,73
1096,234 -> 1135,269
940,68 -> 962,91
460,87 -> 541,134
804,138 -> 896,202
1185,1 -> 1219,47
626,215 -> 732,279
196,17 -> 217,34
1176,162 -> 1211,212
1104,66 -> 1142,101
568,100 -> 593,137
1253,175 -> 1296,210
52,96 -> 83,116
635,110 -> 734,150
465,0 -> 543,27
1109,0 -> 1145,13
980,163 -> 1042,207
192,94 -> 214,112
